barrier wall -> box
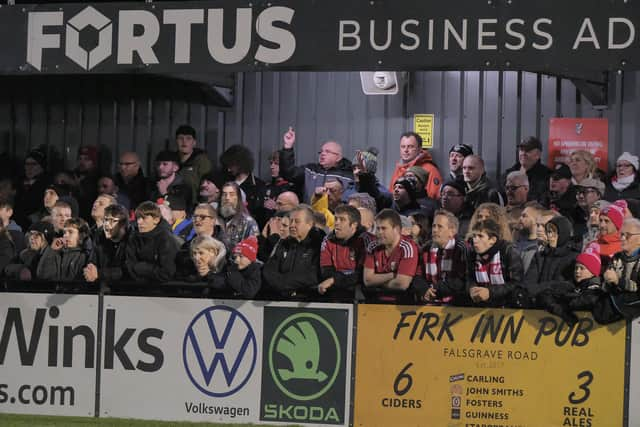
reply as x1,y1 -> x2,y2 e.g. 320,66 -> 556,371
0,293 -> 634,426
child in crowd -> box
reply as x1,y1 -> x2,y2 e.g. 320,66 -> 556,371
36,218 -> 90,281
5,221 -> 54,281
227,236 -> 262,298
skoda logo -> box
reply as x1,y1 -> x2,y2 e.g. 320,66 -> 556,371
268,313 -> 341,401
183,306 -> 257,397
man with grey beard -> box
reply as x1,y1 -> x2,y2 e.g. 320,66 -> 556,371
218,182 -> 259,250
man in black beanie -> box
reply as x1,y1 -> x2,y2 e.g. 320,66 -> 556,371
150,150 -> 193,212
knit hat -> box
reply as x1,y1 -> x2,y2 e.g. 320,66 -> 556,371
406,166 -> 428,188
449,144 -> 473,157
576,178 -> 605,196
233,236 -> 258,262
353,148 -> 378,174
602,202 -> 625,231
441,179 -> 466,196
155,150 -> 180,164
26,148 -> 47,169
28,221 -> 55,245
576,243 -> 602,276
617,152 -> 639,171
78,146 -> 98,165
394,177 -> 417,200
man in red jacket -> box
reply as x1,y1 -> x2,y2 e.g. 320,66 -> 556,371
388,132 -> 443,200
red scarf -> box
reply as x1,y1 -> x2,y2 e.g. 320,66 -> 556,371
425,239 -> 455,283
474,250 -> 505,285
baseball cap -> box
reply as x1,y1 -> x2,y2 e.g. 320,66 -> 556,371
551,163 -> 572,180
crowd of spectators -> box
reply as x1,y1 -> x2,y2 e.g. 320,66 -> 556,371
2,124 -> 640,325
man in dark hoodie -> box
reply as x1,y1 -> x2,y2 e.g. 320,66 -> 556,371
263,205 -> 325,297
525,215 -> 578,285
125,201 -> 179,283
175,125 -> 212,204
503,136 -> 551,201
279,127 -> 354,203
318,204 -> 372,296
84,204 -> 131,283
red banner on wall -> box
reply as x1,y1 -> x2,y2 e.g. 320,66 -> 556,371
548,118 -> 609,172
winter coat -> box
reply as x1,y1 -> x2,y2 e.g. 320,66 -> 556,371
149,174 -> 194,212
0,233 -> 16,276
14,173 -> 51,228
603,250 -> 640,320
173,218 -> 196,243
514,237 -> 538,275
125,221 -> 180,282
178,148 -> 212,205
90,229 -> 130,281
464,174 -> 504,210
416,238 -> 469,302
279,148 -> 354,203
219,213 -> 259,251
544,185 -> 579,218
36,245 -> 88,282
226,262 -> 262,298
4,247 -> 44,280
604,173 -> 640,201
263,227 -> 325,295
525,216 -> 578,284
239,174 -> 269,229
389,150 -> 443,200
114,169 -> 149,209
466,240 -> 524,308
504,160 -> 551,202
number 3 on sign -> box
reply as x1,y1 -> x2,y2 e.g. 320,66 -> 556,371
568,370 -> 593,404
394,363 -> 413,396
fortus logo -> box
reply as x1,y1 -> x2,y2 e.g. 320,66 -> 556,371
0,306 -> 163,371
183,305 -> 257,398
26,5 -> 297,71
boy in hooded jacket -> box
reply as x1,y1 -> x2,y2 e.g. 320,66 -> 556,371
36,217 -> 90,281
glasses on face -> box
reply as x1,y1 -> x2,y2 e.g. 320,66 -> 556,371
103,217 -> 120,225
318,150 -> 340,156
505,185 -> 525,192
193,214 -> 214,221
621,232 -> 640,240
576,188 -> 598,195
441,191 -> 463,198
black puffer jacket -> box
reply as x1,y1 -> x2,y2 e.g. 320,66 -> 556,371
226,262 -> 262,298
279,148 -> 354,203
36,245 -> 88,282
263,227 -> 325,295
466,240 -> 524,308
525,216 -> 578,285
604,174 -> 640,201
504,160 -> 551,202
90,228 -> 131,281
125,221 -> 179,283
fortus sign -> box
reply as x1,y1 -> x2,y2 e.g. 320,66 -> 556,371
26,5 -> 296,71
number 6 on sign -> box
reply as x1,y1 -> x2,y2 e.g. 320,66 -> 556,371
568,370 -> 593,404
393,363 -> 413,396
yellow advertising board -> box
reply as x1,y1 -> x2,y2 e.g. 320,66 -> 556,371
413,114 -> 434,148
354,305 -> 626,427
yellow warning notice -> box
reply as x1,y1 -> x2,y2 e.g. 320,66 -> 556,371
353,305 -> 626,427
413,114 -> 434,148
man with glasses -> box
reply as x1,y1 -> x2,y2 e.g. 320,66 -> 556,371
504,170 -> 530,233
389,132 -> 443,200
84,204 -> 131,283
440,180 -> 472,237
570,217 -> 640,324
543,163 -> 577,218
114,152 -> 149,208
279,126 -> 354,204
573,177 -> 605,236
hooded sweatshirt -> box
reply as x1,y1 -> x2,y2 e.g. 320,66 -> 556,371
525,216 -> 578,284
125,220 -> 180,282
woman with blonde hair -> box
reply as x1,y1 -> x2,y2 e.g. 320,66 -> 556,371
466,202 -> 513,242
569,150 -> 596,185
190,235 -> 227,281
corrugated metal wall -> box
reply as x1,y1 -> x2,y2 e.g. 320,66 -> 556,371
0,75 -> 225,178
225,71 -> 638,187
2,70 -> 639,187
